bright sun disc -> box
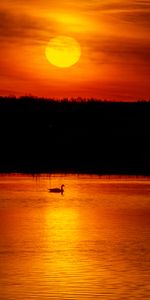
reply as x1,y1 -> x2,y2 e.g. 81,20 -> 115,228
45,36 -> 81,68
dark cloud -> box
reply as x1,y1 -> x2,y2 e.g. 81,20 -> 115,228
86,34 -> 150,67
80,1 -> 150,67
108,42 -> 150,65
92,0 -> 150,12
115,9 -> 150,27
0,9 -> 56,45
85,0 -> 150,27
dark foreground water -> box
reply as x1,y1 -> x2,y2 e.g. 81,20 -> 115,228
0,174 -> 150,299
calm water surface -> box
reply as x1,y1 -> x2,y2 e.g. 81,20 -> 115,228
0,174 -> 150,299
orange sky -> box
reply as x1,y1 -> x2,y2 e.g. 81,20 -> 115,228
0,0 -> 150,100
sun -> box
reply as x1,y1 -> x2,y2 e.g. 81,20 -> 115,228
45,36 -> 81,68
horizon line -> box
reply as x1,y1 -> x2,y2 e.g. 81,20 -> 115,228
0,95 -> 150,103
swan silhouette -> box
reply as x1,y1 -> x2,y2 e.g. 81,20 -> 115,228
49,184 -> 64,194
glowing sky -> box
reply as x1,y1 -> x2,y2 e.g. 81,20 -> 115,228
0,0 -> 150,100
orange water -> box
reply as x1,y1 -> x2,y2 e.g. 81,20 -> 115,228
0,174 -> 150,299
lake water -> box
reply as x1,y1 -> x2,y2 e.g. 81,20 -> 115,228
0,174 -> 150,300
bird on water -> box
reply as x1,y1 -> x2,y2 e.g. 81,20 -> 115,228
49,184 -> 64,194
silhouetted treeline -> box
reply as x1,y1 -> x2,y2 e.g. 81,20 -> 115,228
0,96 -> 150,174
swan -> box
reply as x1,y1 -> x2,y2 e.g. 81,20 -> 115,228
49,184 -> 64,194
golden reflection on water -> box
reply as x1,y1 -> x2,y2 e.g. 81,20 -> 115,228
0,174 -> 150,300
45,207 -> 79,242
43,206 -> 115,299
44,208 -> 81,295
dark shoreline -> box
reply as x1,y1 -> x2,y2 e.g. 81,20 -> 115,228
1,96 -> 150,175
0,165 -> 150,176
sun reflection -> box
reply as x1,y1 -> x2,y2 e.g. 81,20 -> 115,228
45,207 -> 79,242
43,205 -> 113,296
43,207 -> 84,292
